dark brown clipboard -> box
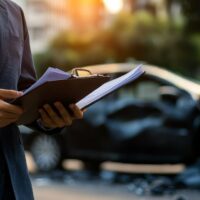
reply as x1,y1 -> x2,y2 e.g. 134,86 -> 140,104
12,75 -> 110,125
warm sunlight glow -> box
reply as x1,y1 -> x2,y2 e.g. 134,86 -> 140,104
103,0 -> 123,14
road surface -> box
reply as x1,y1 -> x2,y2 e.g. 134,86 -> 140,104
33,181 -> 200,200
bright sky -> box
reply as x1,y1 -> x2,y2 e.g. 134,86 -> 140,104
102,0 -> 124,14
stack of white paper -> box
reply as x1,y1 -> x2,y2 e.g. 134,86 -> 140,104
76,64 -> 144,109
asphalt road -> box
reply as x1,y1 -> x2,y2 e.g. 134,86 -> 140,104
33,183 -> 140,200
27,156 -> 200,200
33,181 -> 200,200
30,169 -> 200,200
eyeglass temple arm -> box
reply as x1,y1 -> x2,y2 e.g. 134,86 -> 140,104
72,68 -> 93,76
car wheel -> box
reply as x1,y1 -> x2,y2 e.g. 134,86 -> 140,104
30,135 -> 62,171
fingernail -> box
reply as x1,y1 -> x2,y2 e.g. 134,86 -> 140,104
18,91 -> 23,96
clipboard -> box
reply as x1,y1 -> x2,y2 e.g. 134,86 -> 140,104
12,68 -> 110,125
12,65 -> 144,125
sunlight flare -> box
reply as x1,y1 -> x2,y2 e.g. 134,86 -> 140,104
103,0 -> 123,14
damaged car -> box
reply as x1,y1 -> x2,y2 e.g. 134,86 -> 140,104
20,63 -> 200,171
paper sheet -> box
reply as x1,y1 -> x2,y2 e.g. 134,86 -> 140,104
23,67 -> 71,95
76,64 -> 144,109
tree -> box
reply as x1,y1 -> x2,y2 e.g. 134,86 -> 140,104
180,0 -> 200,33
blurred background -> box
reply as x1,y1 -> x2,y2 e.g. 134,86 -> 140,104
14,0 -> 200,77
13,0 -> 200,199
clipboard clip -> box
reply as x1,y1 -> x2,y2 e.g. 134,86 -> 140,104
71,68 -> 107,78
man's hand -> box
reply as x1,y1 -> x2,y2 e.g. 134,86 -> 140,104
0,89 -> 24,128
39,102 -> 85,129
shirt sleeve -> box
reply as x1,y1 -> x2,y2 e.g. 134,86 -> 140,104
17,8 -> 62,134
18,8 -> 37,91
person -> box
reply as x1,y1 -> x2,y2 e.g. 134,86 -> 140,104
0,0 -> 84,199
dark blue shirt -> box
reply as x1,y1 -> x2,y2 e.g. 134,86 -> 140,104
0,0 -> 36,199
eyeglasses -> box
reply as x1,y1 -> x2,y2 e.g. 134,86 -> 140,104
72,68 -> 93,77
72,68 -> 109,79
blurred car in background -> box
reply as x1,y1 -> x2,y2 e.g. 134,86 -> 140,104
20,63 -> 200,171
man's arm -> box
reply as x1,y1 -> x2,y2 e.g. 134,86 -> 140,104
0,89 -> 23,128
18,8 -> 37,91
17,8 -> 84,133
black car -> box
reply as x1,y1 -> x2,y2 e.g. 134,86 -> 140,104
20,63 -> 200,171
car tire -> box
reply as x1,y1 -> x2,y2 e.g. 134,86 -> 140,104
30,135 -> 62,172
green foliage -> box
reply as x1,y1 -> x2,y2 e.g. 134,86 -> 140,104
181,0 -> 200,33
34,9 -> 200,78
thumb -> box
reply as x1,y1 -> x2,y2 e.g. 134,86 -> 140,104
0,89 -> 23,100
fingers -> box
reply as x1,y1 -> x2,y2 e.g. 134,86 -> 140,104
0,109 -> 22,128
0,89 -> 23,100
69,104 -> 84,119
0,92 -> 23,127
54,102 -> 72,125
39,109 -> 56,128
0,100 -> 23,115
39,103 -> 85,129
0,119 -> 18,128
43,104 -> 66,128
82,108 -> 87,113
0,111 -> 20,120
